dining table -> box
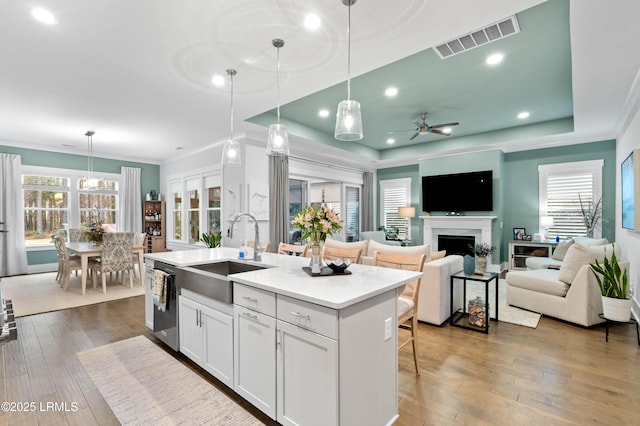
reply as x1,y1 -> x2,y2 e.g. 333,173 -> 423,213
66,242 -> 145,295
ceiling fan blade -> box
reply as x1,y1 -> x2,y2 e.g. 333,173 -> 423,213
430,122 -> 459,129
409,131 -> 420,140
430,129 -> 451,136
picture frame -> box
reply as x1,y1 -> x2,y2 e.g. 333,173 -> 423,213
513,228 -> 526,240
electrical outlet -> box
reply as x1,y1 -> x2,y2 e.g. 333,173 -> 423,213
384,317 -> 392,341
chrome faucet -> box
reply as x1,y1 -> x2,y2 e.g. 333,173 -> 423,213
229,213 -> 262,261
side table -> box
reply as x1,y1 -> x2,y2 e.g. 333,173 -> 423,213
598,313 -> 640,345
450,271 -> 499,334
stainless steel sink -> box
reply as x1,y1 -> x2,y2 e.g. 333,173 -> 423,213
176,261 -> 268,304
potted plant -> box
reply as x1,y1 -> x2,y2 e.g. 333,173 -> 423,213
469,243 -> 495,274
200,231 -> 222,248
590,244 -> 631,321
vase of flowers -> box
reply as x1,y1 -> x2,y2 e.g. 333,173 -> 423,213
292,205 -> 342,273
469,243 -> 495,274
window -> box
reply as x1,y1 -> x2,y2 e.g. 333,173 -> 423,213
539,160 -> 603,239
22,166 -> 120,247
379,178 -> 411,239
344,185 -> 360,242
288,178 -> 308,244
23,175 -> 70,245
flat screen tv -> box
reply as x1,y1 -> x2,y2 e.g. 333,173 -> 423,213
422,170 -> 493,213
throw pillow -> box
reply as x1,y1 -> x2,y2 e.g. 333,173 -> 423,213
551,238 -> 574,261
367,239 -> 431,261
430,250 -> 446,260
558,244 -> 595,284
573,237 -> 608,247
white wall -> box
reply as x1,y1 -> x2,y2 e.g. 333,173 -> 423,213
616,98 -> 640,320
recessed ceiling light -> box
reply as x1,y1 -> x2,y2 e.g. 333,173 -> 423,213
32,8 -> 57,25
211,75 -> 225,86
387,138 -> 395,144
517,111 -> 530,119
441,128 -> 452,134
385,87 -> 398,97
486,53 -> 504,65
318,109 -> 330,118
304,14 -> 322,30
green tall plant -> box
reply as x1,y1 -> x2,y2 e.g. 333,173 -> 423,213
200,231 -> 222,248
590,244 -> 628,299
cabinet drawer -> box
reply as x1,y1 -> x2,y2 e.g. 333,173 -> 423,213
277,295 -> 338,339
234,283 -> 276,317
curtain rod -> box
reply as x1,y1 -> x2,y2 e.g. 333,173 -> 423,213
288,155 -> 369,174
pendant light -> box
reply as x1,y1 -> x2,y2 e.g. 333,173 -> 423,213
334,0 -> 363,141
80,130 -> 102,190
222,69 -> 241,166
266,38 -> 290,156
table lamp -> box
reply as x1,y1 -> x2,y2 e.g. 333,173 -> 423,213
541,216 -> 554,240
398,207 -> 416,243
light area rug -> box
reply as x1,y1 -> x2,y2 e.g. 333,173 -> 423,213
1,271 -> 145,317
465,278 -> 541,328
77,335 -> 264,425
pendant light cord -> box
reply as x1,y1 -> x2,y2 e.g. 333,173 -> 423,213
347,1 -> 352,101
227,69 -> 236,141
276,45 -> 281,124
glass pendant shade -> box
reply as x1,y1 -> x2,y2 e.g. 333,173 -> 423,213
334,99 -> 363,141
222,139 -> 241,166
267,123 -> 289,155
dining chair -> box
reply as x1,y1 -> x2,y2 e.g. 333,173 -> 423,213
248,240 -> 272,253
321,245 -> 363,264
68,228 -> 88,243
131,232 -> 147,279
277,242 -> 308,257
374,251 -> 426,375
89,232 -> 135,293
52,234 -> 83,290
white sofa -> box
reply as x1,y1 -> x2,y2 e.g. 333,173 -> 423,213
525,237 -> 608,270
506,242 -> 623,327
325,237 -> 463,325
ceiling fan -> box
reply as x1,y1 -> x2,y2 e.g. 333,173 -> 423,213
392,112 -> 460,140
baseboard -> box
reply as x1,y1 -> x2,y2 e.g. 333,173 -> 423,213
28,263 -> 57,274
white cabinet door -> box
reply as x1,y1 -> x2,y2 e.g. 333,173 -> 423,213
202,306 -> 234,388
234,306 -> 277,419
277,319 -> 338,426
179,296 -> 203,364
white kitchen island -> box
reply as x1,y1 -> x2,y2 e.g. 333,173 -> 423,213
145,247 -> 421,426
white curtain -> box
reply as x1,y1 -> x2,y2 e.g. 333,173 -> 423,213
118,167 -> 142,232
269,154 -> 289,250
0,153 -> 28,276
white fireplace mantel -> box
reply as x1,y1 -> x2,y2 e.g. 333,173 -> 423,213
421,215 -> 497,251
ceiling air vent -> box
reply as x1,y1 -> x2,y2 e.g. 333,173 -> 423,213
433,15 -> 520,59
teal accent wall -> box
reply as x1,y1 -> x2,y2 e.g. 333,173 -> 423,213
1,145 -> 160,266
503,140 -> 616,252
418,150 -> 504,263
377,164 -> 422,244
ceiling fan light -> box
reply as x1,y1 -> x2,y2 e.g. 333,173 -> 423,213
334,99 -> 363,141
222,139 -> 241,165
267,124 -> 289,155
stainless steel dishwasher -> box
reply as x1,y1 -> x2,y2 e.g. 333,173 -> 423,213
152,261 -> 178,350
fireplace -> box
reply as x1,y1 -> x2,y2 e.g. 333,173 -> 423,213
438,235 -> 474,257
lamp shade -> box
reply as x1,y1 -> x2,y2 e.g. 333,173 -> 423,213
222,139 -> 241,166
398,207 -> 416,218
541,216 -> 554,227
266,123 -> 289,155
334,100 -> 363,141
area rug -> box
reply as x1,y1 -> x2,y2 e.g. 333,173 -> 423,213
465,278 -> 541,328
77,335 -> 263,425
1,271 -> 145,317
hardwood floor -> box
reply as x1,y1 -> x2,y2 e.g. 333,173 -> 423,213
1,296 -> 638,425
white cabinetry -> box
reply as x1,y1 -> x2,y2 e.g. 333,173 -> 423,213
276,294 -> 338,425
233,284 -> 277,418
144,259 -> 154,330
179,289 -> 234,388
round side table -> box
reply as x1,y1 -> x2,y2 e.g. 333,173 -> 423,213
598,313 -> 640,345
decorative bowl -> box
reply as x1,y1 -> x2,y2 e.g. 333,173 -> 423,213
325,258 -> 351,273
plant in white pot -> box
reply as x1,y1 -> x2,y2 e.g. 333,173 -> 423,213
590,244 -> 631,322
